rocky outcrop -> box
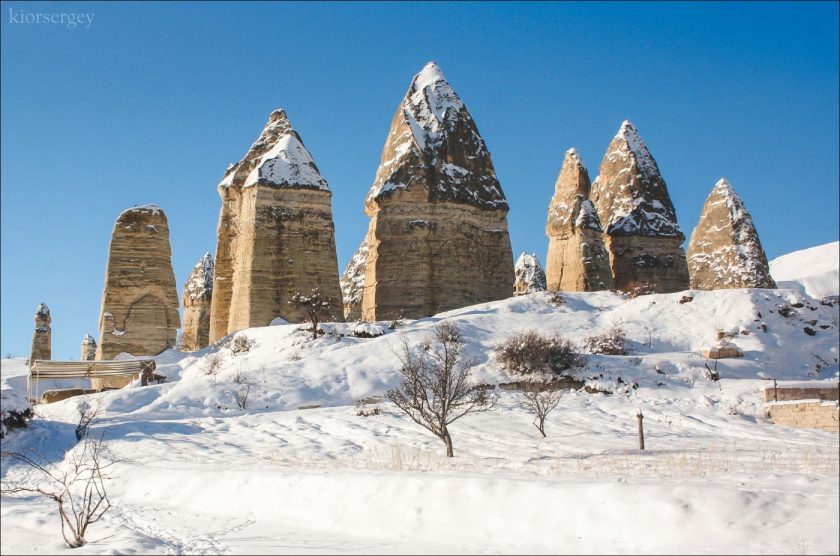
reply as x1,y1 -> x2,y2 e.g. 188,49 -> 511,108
687,178 -> 776,290
360,62 -> 514,320
340,239 -> 368,321
589,121 -> 689,293
181,252 -> 214,351
514,253 -> 547,295
29,303 -> 51,363
96,205 -> 181,360
81,334 -> 96,361
209,109 -> 342,343
545,149 -> 614,291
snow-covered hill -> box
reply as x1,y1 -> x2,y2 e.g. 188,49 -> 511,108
2,283 -> 838,554
770,241 -> 839,299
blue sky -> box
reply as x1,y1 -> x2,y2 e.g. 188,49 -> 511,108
2,1 -> 838,360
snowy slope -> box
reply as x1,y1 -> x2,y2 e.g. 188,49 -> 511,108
770,241 -> 839,299
2,286 -> 838,554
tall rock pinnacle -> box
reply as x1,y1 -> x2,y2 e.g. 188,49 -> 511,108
514,253 -> 547,295
687,178 -> 776,290
29,303 -> 51,363
544,149 -> 614,291
97,205 -> 181,359
360,61 -> 514,320
589,121 -> 690,293
209,109 -> 342,343
181,252 -> 214,351
340,238 -> 368,321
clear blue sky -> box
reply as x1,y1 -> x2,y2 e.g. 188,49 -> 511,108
2,1 -> 838,360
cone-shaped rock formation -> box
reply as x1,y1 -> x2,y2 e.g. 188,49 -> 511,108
360,62 -> 514,320
81,334 -> 97,361
209,109 -> 343,343
514,253 -> 547,295
590,121 -> 690,293
181,252 -> 214,351
96,205 -> 180,359
687,178 -> 776,290
30,303 -> 51,363
545,149 -> 614,291
340,239 -> 368,321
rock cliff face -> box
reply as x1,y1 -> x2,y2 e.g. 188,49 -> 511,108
589,121 -> 689,293
81,334 -> 97,361
209,109 -> 343,343
29,303 -> 51,363
340,239 -> 368,321
361,62 -> 514,320
545,149 -> 614,291
687,178 -> 776,290
96,205 -> 181,360
514,253 -> 547,295
181,252 -> 214,351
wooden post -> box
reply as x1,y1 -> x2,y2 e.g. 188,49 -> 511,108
637,409 -> 645,450
773,378 -> 778,402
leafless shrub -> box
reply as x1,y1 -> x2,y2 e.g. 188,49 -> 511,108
290,288 -> 335,340
1,434 -> 116,548
203,352 -> 224,383
229,335 -> 254,355
627,285 -> 657,298
546,291 -> 566,307
229,368 -> 252,409
522,387 -> 563,438
584,324 -> 627,355
75,400 -> 101,441
386,322 -> 496,457
494,330 -> 582,377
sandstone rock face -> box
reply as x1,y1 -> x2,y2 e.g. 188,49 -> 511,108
340,239 -> 368,321
181,252 -> 214,351
209,109 -> 343,343
81,334 -> 97,361
687,178 -> 776,290
514,253 -> 547,295
545,149 -> 614,291
361,62 -> 514,320
590,121 -> 689,293
96,206 -> 181,360
29,303 -> 51,363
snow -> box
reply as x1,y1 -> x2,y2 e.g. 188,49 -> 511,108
770,241 -> 839,299
119,204 -> 162,217
514,252 -> 547,294
219,109 -> 329,192
2,275 -> 839,553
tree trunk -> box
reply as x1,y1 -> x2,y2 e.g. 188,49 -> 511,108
442,427 -> 454,457
534,419 -> 547,438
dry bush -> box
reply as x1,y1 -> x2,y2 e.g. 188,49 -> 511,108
495,330 -> 582,377
546,291 -> 566,307
584,324 -> 627,355
75,400 -> 101,441
290,288 -> 335,340
355,397 -> 382,417
203,352 -> 224,382
1,434 -> 116,548
229,335 -> 254,355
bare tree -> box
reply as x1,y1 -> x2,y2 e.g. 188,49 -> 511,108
290,288 -> 334,340
74,400 -> 101,441
521,386 -> 563,438
1,434 -> 116,548
386,322 -> 495,457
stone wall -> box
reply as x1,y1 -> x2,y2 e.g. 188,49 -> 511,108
767,401 -> 839,432
762,384 -> 839,402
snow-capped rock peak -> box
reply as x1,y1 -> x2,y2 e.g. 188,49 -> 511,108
218,109 -> 329,192
184,252 -> 215,301
82,334 -> 96,345
413,61 -> 447,90
35,303 -> 50,318
514,252 -> 547,295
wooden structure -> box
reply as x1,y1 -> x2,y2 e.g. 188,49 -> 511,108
28,359 -> 157,403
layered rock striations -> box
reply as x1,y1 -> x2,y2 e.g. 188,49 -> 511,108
181,252 -> 214,351
340,239 -> 368,321
514,253 -> 547,295
687,178 -> 776,290
361,62 -> 514,320
209,109 -> 342,343
29,303 -> 51,363
96,205 -> 181,360
81,334 -> 97,361
589,121 -> 690,293
545,149 -> 614,291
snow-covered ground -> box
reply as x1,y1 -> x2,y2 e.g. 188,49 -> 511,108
2,279 -> 839,553
770,241 -> 839,299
